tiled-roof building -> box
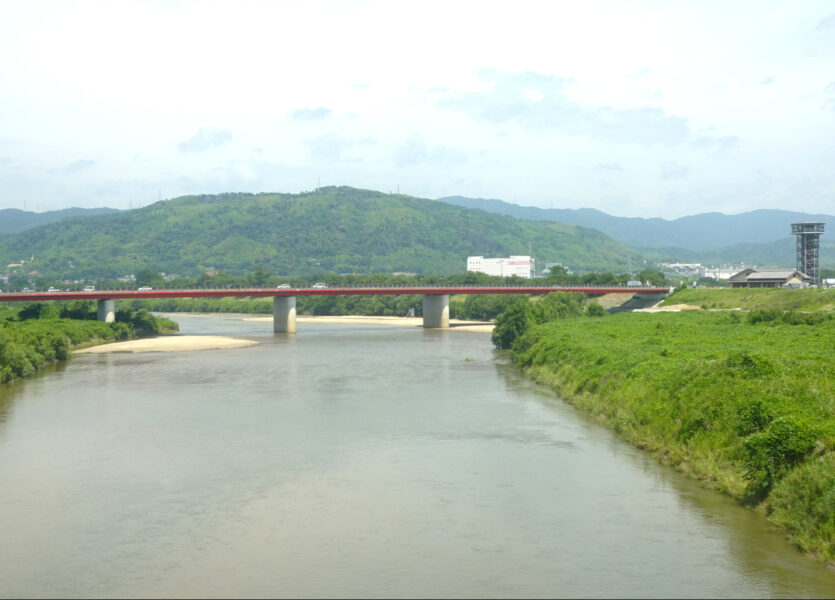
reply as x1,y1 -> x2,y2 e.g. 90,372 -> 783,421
729,268 -> 811,288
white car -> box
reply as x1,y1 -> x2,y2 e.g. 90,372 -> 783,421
311,282 -> 328,289
276,284 -> 292,289
83,286 -> 95,292
137,286 -> 153,291
47,287 -> 60,293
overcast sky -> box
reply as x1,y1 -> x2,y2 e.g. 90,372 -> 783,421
1,0 -> 834,219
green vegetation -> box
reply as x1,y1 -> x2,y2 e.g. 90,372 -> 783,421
661,287 -> 835,312
0,187 -> 646,281
496,300 -> 835,562
0,303 -> 178,383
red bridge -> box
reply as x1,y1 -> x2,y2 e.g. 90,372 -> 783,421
0,285 -> 672,331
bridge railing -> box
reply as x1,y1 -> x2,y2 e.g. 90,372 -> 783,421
1,282 -> 666,294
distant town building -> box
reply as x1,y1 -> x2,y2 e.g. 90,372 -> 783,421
467,255 -> 535,279
660,262 -> 754,280
729,268 -> 811,288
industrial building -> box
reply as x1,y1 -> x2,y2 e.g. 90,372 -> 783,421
467,255 -> 535,279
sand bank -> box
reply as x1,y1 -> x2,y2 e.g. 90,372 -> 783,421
241,314 -> 495,332
73,335 -> 259,354
634,303 -> 703,312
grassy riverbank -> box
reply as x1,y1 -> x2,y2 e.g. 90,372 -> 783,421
0,303 -> 178,383
507,308 -> 835,563
659,287 -> 835,312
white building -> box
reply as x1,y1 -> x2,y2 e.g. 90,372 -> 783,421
467,255 -> 535,279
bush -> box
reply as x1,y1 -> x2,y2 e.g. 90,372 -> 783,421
586,302 -> 606,317
492,299 -> 535,350
742,416 -> 818,498
748,308 -> 782,324
735,396 -> 773,437
724,352 -> 775,377
768,455 -> 835,559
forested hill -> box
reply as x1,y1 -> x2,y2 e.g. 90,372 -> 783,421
0,207 -> 120,235
0,187 -> 646,280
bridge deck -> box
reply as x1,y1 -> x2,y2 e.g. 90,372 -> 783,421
0,286 -> 671,302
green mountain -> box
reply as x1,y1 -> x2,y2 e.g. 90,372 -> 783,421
0,187 -> 648,280
438,195 -> 833,252
0,207 -> 121,236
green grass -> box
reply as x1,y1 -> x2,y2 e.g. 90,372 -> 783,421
661,287 -> 835,311
511,309 -> 835,562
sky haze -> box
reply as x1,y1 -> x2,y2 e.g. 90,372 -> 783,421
1,0 -> 834,219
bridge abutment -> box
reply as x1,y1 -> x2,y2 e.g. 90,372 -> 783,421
422,294 -> 449,328
273,296 -> 297,333
96,299 -> 115,323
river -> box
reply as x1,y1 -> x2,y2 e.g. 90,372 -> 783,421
0,314 -> 833,598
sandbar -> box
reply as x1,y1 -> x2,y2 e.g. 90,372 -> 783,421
74,335 -> 259,354
241,314 -> 495,332
635,303 -> 703,312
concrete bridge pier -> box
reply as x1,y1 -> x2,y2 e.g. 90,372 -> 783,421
422,294 -> 449,329
273,296 -> 297,333
97,299 -> 115,323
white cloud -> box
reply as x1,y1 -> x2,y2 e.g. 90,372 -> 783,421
289,107 -> 332,121
53,159 -> 95,174
177,129 -> 233,153
304,134 -> 376,163
661,162 -> 689,179
816,13 -> 835,30
437,70 -> 689,145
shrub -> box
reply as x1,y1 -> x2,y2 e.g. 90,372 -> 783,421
742,416 -> 818,498
748,308 -> 782,324
586,302 -> 606,317
768,455 -> 835,560
735,396 -> 773,437
492,299 -> 535,350
724,352 -> 775,377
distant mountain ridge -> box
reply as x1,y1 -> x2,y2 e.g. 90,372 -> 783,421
0,207 -> 121,235
437,196 -> 833,252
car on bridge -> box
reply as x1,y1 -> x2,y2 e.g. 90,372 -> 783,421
311,282 -> 328,289
137,286 -> 153,291
83,286 -> 95,292
276,284 -> 292,289
47,287 -> 60,293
